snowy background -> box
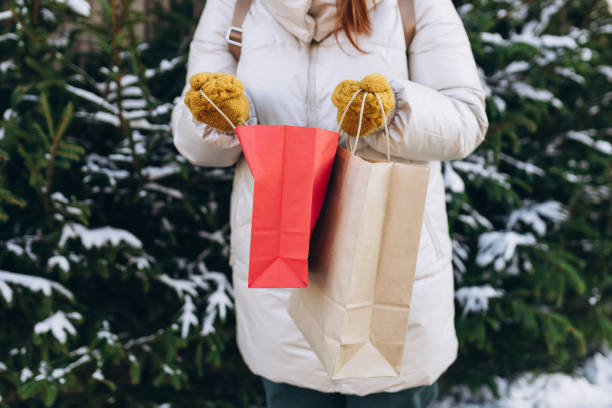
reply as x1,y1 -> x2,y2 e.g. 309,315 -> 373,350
435,346 -> 612,408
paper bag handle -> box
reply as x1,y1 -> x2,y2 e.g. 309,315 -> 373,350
336,89 -> 392,162
199,87 -> 391,162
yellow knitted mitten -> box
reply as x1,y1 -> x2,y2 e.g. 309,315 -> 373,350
184,72 -> 250,132
331,73 -> 395,138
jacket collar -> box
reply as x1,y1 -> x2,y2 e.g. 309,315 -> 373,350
261,0 -> 382,43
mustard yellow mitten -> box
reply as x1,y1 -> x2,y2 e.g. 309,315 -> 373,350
184,72 -> 250,132
331,73 -> 395,138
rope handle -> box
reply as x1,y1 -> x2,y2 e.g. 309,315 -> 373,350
198,88 -> 248,131
336,88 -> 391,162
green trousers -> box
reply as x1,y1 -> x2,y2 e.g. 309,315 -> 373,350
262,378 -> 438,408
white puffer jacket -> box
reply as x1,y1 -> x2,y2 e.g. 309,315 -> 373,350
171,0 -> 488,396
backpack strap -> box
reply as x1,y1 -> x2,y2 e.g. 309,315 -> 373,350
227,0 -> 416,61
398,0 -> 416,50
226,0 -> 252,61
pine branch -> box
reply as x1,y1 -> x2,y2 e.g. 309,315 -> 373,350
109,0 -> 143,184
123,0 -> 155,117
41,94 -> 75,220
40,93 -> 55,141
10,7 -> 37,43
32,0 -> 39,26
0,188 -> 27,208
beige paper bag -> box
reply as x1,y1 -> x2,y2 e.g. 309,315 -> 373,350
288,104 -> 430,379
289,147 -> 429,379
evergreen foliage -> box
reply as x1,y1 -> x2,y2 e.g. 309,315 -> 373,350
0,0 -> 610,406
1,0 -> 261,405
446,0 -> 611,397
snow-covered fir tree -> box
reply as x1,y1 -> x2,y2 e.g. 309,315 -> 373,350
442,0 -> 611,400
1,0 -> 259,406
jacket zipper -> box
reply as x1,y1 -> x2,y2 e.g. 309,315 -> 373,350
306,41 -> 318,127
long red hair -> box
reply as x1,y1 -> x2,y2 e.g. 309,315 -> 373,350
334,0 -> 374,53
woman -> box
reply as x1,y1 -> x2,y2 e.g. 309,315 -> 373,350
171,0 -> 488,406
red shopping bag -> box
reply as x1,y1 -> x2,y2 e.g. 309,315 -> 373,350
235,125 -> 339,288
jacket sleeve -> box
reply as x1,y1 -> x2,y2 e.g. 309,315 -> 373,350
361,0 -> 489,162
171,0 -> 256,168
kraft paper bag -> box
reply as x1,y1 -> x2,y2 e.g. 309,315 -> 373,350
288,141 -> 430,379
235,125 -> 338,288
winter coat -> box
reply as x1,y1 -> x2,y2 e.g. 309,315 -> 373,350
171,0 -> 489,396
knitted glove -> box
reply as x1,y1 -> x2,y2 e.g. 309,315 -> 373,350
331,73 -> 395,138
184,72 -> 250,132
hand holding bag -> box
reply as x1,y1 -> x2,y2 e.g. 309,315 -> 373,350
288,89 -> 431,379
197,89 -> 339,288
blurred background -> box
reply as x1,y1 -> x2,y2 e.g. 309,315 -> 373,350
0,0 -> 611,406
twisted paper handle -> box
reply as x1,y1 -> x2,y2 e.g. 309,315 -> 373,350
336,88 -> 391,162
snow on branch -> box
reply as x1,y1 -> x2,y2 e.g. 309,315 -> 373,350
199,264 -> 233,336
511,82 -> 563,108
444,162 -> 465,193
523,0 -> 565,38
47,255 -> 70,273
452,157 -> 510,188
34,311 -> 82,343
476,231 -> 537,272
201,307 -> 217,336
97,320 -> 119,346
82,153 -> 130,186
597,66 -> 612,81
567,130 -> 612,155
4,234 -> 40,261
157,274 -> 201,298
73,110 -> 120,127
142,182 -> 183,199
73,111 -> 170,131
455,284 -> 504,316
197,229 -> 226,246
554,67 -> 586,84
59,222 -> 142,250
53,0 -> 91,17
157,259 -> 234,337
177,295 -> 198,339
141,163 -> 181,180
452,239 -> 470,280
0,10 -> 12,21
0,280 -> 12,303
69,76 -> 171,131
499,153 -> 545,176
459,203 -> 494,231
144,56 -> 183,78
507,200 -> 568,236
129,119 -> 170,132
126,253 -> 152,270
0,270 -> 74,303
66,85 -> 118,114
31,353 -> 92,382
482,0 -> 571,49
